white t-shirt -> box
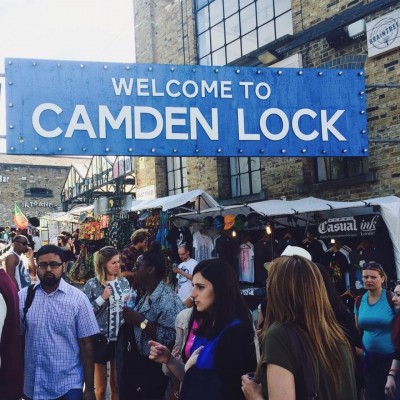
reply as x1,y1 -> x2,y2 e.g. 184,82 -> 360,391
177,258 -> 198,301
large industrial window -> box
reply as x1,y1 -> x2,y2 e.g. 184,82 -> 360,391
194,0 -> 293,65
167,157 -> 188,195
230,157 -> 261,197
316,157 -> 369,182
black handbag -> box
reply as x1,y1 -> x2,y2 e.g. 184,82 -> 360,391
92,298 -> 111,364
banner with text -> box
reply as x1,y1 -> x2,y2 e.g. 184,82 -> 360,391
5,58 -> 368,157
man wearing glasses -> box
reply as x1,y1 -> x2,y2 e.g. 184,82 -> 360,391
18,245 -> 99,400
5,235 -> 33,291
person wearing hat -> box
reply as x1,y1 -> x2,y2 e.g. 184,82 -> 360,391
173,244 -> 198,307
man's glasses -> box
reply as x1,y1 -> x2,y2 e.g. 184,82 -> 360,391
37,262 -> 63,269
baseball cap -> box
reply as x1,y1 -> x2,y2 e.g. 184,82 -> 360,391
281,245 -> 312,261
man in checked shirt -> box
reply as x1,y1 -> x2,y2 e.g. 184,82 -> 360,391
18,245 -> 99,400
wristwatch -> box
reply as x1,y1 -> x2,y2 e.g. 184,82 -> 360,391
140,319 -> 149,330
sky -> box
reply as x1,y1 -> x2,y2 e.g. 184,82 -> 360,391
0,0 -> 136,150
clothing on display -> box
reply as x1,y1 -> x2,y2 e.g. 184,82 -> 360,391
167,225 -> 193,263
238,241 -> 254,283
193,231 -> 213,262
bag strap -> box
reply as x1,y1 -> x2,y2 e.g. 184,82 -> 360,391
286,325 -> 318,400
22,284 -> 38,328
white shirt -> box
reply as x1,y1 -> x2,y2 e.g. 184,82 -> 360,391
177,258 -> 198,301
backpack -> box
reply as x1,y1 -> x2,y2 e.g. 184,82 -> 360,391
355,289 -> 395,313
22,284 -> 38,327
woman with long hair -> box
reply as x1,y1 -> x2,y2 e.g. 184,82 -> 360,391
355,261 -> 397,400
242,255 -> 356,400
83,246 -> 130,400
148,258 -> 257,399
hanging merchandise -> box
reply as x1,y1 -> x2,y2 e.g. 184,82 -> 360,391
80,218 -> 105,241
105,215 -> 137,250
155,212 -> 170,250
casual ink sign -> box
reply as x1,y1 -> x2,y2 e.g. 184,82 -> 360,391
5,58 -> 368,157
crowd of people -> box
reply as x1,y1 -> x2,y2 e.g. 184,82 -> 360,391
0,228 -> 400,400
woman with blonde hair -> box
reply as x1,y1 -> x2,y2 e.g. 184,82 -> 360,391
241,255 -> 356,400
83,246 -> 130,400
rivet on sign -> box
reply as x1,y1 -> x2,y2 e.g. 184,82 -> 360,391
360,110 -> 365,115
256,70 -> 261,74
236,69 -> 240,74
238,149 -> 243,153
103,65 -> 108,70
128,148 -> 132,152
8,103 -> 13,107
148,67 -> 153,71
259,149 -> 264,153
192,68 -> 196,72
34,146 -> 39,151
9,125 -> 14,129
301,149 -> 307,153
195,148 -> 199,153
170,67 -> 175,72
359,91 -> 365,95
217,148 -> 222,153
8,60 -> 12,65
363,148 -> 368,153
318,71 -> 323,76
8,81 -> 13,85
322,149 -> 327,154
151,148 -> 156,153
281,149 -> 286,154
298,71 -> 303,75
57,63 -> 61,68
58,147 -> 63,152
18,136 -> 24,143
361,129 -> 367,134
214,69 -> 219,73
338,71 -> 343,76
173,149 -> 177,153
82,147 -> 87,152
105,147 -> 110,152
32,61 -> 37,66
10,146 -> 14,151
277,70 -> 283,75
80,64 -> 84,69
126,66 -> 130,70
358,71 -> 364,76
342,149 -> 348,153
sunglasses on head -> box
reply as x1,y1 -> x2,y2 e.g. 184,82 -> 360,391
362,262 -> 383,271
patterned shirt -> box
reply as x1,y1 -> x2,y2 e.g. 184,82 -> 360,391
120,245 -> 142,273
19,279 -> 99,400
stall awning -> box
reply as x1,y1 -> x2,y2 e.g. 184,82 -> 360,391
129,189 -> 219,212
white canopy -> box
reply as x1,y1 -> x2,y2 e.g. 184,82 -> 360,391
129,189 -> 219,212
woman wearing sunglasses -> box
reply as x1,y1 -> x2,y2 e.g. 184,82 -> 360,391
355,261 -> 397,400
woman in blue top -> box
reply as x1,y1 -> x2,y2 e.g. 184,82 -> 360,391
148,259 -> 257,399
355,261 -> 397,400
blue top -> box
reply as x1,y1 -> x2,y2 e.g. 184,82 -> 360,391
355,290 -> 395,354
19,279 -> 99,399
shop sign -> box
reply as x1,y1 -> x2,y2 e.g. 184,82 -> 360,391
5,58 -> 368,157
20,200 -> 57,209
367,8 -> 400,58
0,176 -> 9,183
318,214 -> 381,239
136,185 -> 156,200
94,195 -> 132,215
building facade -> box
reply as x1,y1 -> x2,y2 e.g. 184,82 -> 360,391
130,0 -> 400,204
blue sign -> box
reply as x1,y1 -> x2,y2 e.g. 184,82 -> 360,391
5,58 -> 368,157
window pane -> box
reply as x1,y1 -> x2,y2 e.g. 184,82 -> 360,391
181,157 -> 187,168
230,157 -> 239,174
173,157 -> 181,169
241,30 -> 258,54
330,158 -> 345,180
196,0 -> 209,10
240,0 -> 253,8
239,157 -> 249,173
275,0 -> 291,16
276,11 -> 293,38
240,3 -> 256,35
211,21 -> 225,51
250,157 -> 260,170
224,0 -> 238,18
225,13 -> 240,43
241,174 -> 250,195
226,39 -> 241,63
198,31 -> 211,57
212,47 -> 226,65
251,171 -> 262,193
168,171 -> 174,187
209,0 -> 223,26
197,6 -> 210,34
167,157 -> 173,170
231,175 -> 240,197
258,22 -> 275,46
257,0 -> 274,25
199,55 -> 212,65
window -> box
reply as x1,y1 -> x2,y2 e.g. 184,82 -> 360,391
230,157 -> 261,197
24,187 -> 54,197
316,157 -> 369,182
195,0 -> 292,65
167,157 -> 188,195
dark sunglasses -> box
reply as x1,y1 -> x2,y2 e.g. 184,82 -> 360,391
362,262 -> 383,271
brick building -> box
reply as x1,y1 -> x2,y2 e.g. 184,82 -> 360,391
0,155 -> 89,227
131,0 -> 400,204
